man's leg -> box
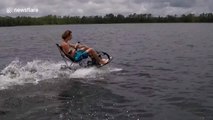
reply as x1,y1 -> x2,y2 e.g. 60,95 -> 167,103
86,48 -> 108,64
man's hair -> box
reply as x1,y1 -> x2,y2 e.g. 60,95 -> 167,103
62,30 -> 72,40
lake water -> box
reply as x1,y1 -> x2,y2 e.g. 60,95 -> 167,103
0,23 -> 213,120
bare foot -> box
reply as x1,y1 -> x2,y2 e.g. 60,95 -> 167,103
99,58 -> 109,65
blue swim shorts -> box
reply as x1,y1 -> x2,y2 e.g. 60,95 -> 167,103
74,50 -> 89,62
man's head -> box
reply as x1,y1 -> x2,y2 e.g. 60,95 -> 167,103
62,30 -> 72,41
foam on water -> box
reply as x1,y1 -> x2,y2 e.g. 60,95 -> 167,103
0,59 -> 122,90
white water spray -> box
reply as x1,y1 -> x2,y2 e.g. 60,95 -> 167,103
0,59 -> 122,90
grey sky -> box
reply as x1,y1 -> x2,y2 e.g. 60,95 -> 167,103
0,0 -> 212,17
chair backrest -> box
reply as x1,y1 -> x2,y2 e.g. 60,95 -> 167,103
56,43 -> 76,62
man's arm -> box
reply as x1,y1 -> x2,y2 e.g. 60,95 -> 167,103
69,43 -> 86,49
77,44 -> 89,49
69,44 -> 77,49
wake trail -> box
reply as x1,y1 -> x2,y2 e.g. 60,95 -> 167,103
0,59 -> 122,90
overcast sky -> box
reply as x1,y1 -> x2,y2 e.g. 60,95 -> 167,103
0,0 -> 212,17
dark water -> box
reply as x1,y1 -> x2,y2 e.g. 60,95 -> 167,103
0,24 -> 213,120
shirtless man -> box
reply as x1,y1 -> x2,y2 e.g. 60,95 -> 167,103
60,30 -> 108,65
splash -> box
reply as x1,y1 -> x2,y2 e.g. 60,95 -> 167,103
0,59 -> 122,90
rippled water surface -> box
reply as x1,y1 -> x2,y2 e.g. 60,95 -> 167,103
0,24 -> 213,120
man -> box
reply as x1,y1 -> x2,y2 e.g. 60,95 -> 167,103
60,30 -> 109,65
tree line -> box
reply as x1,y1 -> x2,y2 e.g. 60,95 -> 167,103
0,13 -> 213,26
